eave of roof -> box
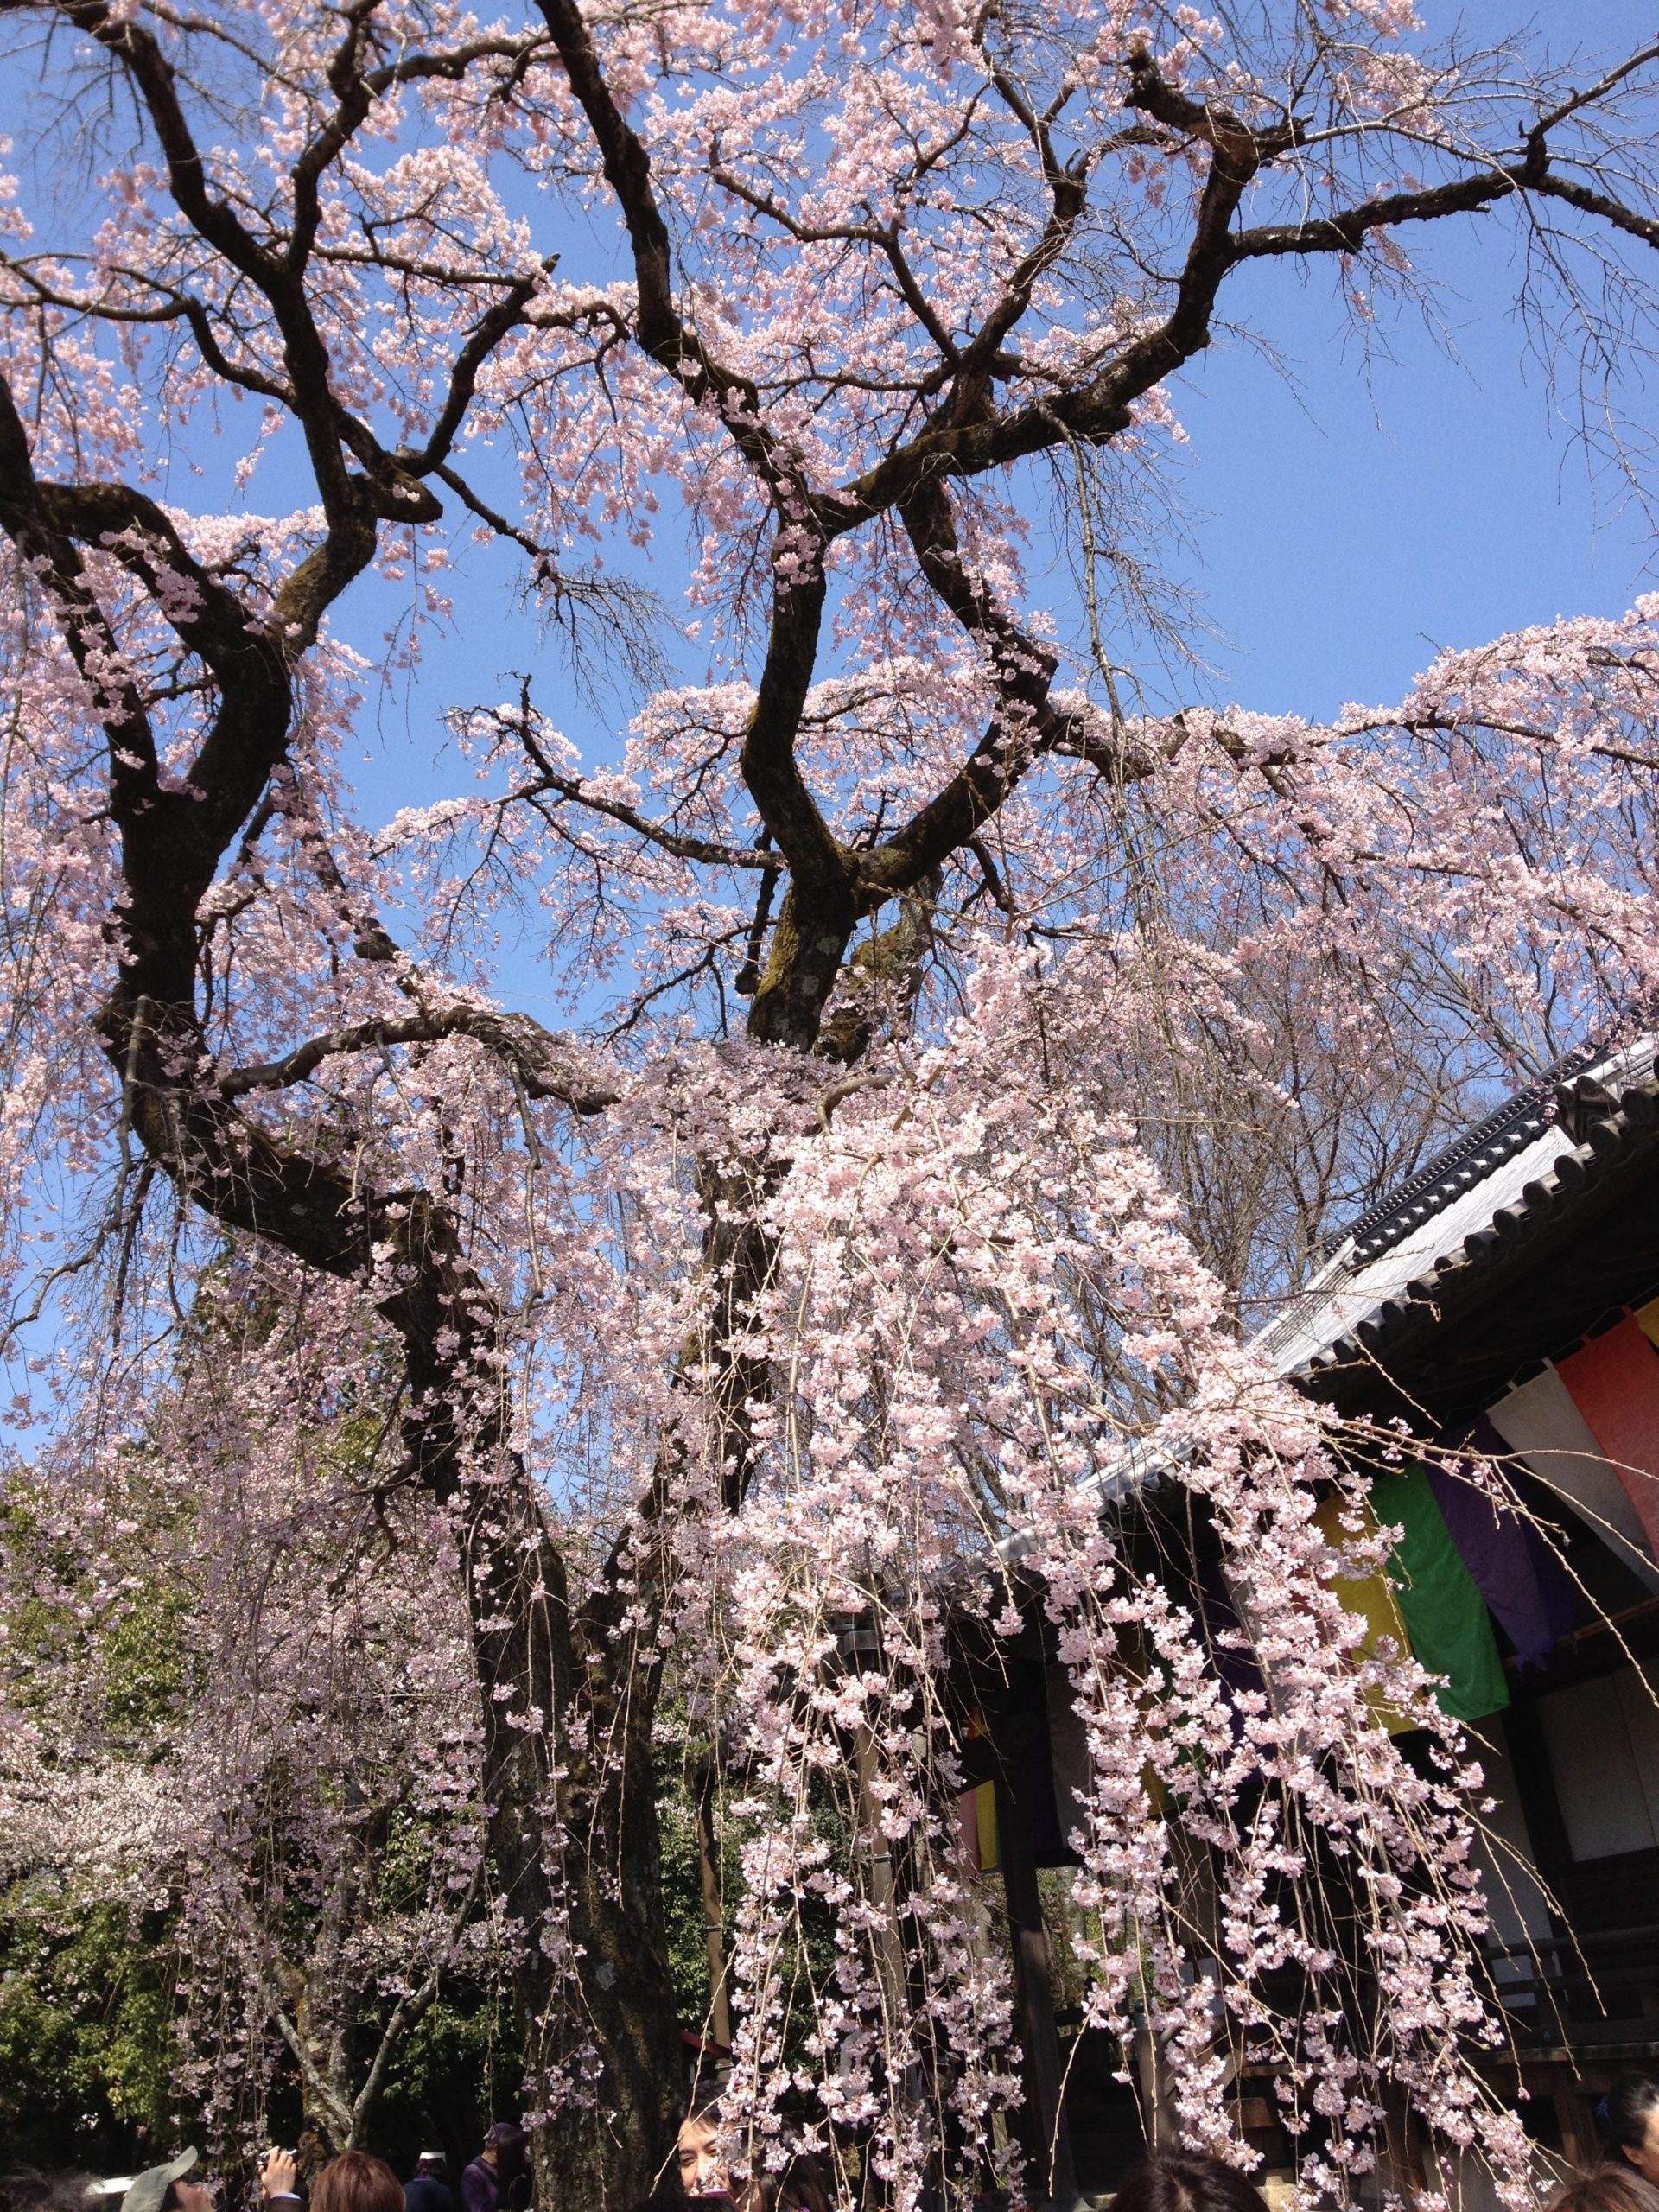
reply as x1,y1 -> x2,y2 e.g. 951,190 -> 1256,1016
1337,1035 -> 1610,1268
1294,1074 -> 1659,1423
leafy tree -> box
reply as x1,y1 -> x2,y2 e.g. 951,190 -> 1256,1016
0,1891 -> 177,2171
0,1345 -> 507,2166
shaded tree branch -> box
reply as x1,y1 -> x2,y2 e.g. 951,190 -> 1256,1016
220,1007 -> 620,1111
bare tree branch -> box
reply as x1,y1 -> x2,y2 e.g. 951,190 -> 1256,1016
219,1006 -> 620,1112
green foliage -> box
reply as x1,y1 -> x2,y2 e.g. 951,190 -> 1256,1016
1,1460 -> 197,1738
0,1469 -> 193,2168
0,1887 -> 177,2171
371,1981 -> 524,2172
656,1745 -> 722,2036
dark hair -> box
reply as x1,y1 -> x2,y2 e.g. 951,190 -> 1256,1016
311,2155 -> 404,2212
768,2156 -> 831,2212
1605,2080 -> 1659,2160
0,2177 -> 94,2212
1111,2151 -> 1270,2212
1548,2171 -> 1659,2212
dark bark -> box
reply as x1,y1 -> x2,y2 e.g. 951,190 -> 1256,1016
461,1459 -> 684,2209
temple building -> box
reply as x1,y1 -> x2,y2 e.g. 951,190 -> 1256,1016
1275,1030 -> 1659,2170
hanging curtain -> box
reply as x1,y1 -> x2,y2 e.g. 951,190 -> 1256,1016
1556,1316 -> 1659,1560
958,1779 -> 999,1873
1313,1491 -> 1416,1734
1486,1365 -> 1659,1591
1371,1464 -> 1510,1720
1427,1435 -> 1573,1672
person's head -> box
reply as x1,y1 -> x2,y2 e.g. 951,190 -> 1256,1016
676,2111 -> 728,2201
1110,2151 -> 1269,2212
1605,2081 -> 1659,2185
415,2158 -> 445,2178
119,2154 -> 210,2212
310,2154 -> 403,2212
480,2129 -> 524,2178
0,2175 -> 93,2212
1548,2168 -> 1659,2212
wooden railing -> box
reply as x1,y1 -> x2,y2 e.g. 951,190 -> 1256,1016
1482,1923 -> 1659,2048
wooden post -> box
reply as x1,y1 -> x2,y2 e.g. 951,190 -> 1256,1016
1498,1700 -> 1573,1894
694,1762 -> 734,2056
995,1767 -> 1079,2209
1497,1697 -> 1575,2047
1553,2071 -> 1599,2171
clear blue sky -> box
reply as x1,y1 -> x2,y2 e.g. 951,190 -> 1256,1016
6,3 -> 1650,800
1175,227 -> 1655,717
1167,0 -> 1659,716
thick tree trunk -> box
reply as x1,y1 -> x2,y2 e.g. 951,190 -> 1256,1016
694,1765 -> 734,2055
527,1847 -> 687,2210
458,1452 -> 685,2210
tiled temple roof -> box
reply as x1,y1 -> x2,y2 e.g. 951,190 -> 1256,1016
1266,1033 -> 1659,1420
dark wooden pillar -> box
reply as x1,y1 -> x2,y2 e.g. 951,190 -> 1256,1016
693,1761 -> 734,2056
1498,1698 -> 1572,1897
1497,1695 -> 1574,2047
994,1768 -> 1078,2209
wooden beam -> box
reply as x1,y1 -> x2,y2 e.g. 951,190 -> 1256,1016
994,1768 -> 1079,2209
694,1762 -> 734,2056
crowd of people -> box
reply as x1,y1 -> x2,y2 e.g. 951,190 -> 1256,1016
8,2073 -> 1659,2212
